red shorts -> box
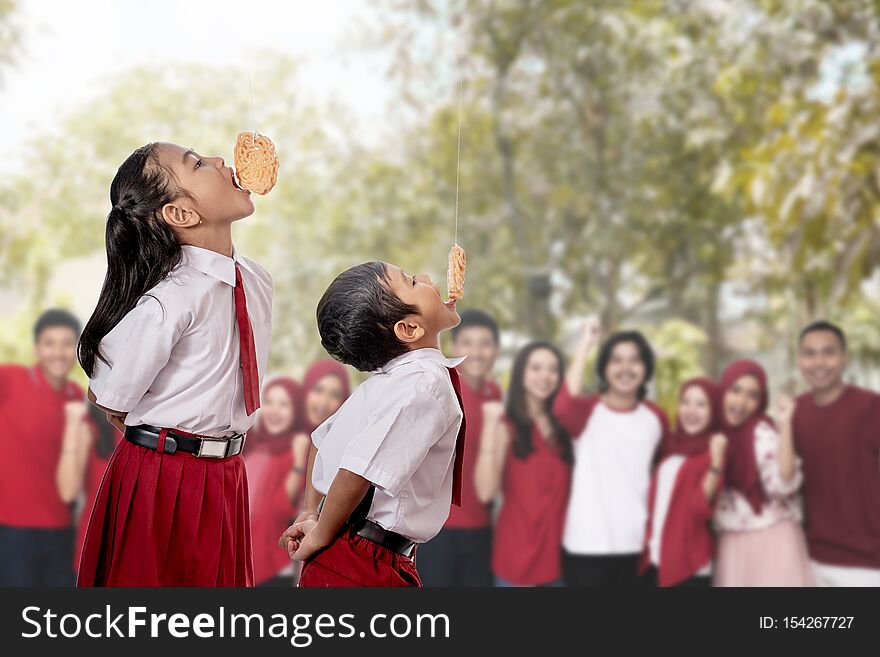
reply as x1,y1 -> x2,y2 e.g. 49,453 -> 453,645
298,531 -> 421,587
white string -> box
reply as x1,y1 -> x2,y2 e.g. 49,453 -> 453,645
248,73 -> 257,147
453,0 -> 468,247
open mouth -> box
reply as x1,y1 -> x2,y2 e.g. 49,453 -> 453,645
230,169 -> 250,194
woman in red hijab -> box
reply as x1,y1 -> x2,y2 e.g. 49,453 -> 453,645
244,377 -> 307,587
302,360 -> 352,434
712,360 -> 813,587
639,377 -> 727,587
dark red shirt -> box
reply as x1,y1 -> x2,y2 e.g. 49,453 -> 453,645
443,374 -> 502,529
0,364 -> 85,528
793,385 -> 880,569
492,418 -> 572,585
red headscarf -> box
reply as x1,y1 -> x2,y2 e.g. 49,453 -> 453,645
719,359 -> 774,514
303,360 -> 352,433
247,376 -> 306,453
660,376 -> 722,459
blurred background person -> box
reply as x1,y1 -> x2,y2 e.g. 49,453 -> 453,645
792,321 -> 880,587
245,377 -> 308,587
420,309 -> 502,587
302,360 -> 351,435
476,341 -> 572,587
72,404 -> 122,579
554,323 -> 668,587
0,309 -> 88,586
713,360 -> 812,587
640,378 -> 727,587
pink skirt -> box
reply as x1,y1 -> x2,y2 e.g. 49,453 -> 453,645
714,519 -> 814,587
77,438 -> 253,587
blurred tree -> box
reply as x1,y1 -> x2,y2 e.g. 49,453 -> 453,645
0,0 -> 21,85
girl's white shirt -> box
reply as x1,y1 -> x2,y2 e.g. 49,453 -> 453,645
90,244 -> 273,437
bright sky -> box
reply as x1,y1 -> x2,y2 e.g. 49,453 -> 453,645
0,0 -> 394,172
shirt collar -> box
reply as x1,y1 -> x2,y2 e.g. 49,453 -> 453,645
378,348 -> 466,374
179,244 -> 244,287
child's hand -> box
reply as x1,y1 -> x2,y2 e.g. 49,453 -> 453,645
290,521 -> 330,562
278,510 -> 319,550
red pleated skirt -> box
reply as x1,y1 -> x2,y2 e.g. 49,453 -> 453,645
77,434 -> 253,587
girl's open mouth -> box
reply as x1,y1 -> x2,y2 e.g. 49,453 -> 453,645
231,170 -> 250,194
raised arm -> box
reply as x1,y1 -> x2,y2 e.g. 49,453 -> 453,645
775,394 -> 797,483
56,401 -> 94,503
565,318 -> 601,394
474,402 -> 510,504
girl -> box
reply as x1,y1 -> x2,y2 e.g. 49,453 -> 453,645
639,378 -> 727,587
476,342 -> 572,587
553,322 -> 668,587
77,142 -> 273,586
713,360 -> 813,587
245,377 -> 308,587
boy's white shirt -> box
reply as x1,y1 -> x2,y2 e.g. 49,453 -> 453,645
310,347 -> 466,543
89,244 -> 273,437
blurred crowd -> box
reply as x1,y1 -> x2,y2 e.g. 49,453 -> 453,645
1,308 -> 878,587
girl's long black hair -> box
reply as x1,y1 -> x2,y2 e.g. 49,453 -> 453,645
78,143 -> 191,376
504,341 -> 573,464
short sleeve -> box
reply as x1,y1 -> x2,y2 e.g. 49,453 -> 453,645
754,421 -> 802,498
311,406 -> 342,449
338,371 -> 459,497
89,293 -> 189,413
552,381 -> 598,439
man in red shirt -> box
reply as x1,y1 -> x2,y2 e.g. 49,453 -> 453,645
0,309 -> 88,586
419,309 -> 502,586
791,321 -> 880,587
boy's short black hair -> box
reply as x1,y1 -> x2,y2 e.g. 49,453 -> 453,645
451,308 -> 500,344
596,330 -> 655,400
799,320 -> 847,351
316,261 -> 420,372
33,308 -> 81,343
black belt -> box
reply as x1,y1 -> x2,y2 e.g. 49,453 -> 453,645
124,424 -> 245,459
318,486 -> 416,558
350,519 -> 416,558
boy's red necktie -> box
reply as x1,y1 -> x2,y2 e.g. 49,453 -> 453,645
446,367 -> 467,507
234,264 -> 261,416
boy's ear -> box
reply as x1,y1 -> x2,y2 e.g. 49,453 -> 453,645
161,199 -> 201,229
394,317 -> 426,344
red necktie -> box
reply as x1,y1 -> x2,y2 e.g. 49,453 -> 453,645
446,367 -> 467,507
234,264 -> 261,416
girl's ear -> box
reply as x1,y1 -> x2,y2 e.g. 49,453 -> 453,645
394,317 -> 425,344
161,199 -> 201,229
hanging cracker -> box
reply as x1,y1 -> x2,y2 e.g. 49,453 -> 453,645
447,244 -> 467,302
233,132 -> 278,195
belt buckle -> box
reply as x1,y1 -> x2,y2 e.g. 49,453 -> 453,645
196,436 -> 229,459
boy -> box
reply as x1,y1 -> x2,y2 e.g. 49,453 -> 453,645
419,309 -> 502,587
279,261 -> 465,587
0,309 -> 88,586
790,321 -> 880,586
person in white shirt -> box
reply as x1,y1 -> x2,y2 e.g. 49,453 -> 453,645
553,321 -> 669,586
76,142 -> 272,587
278,260 -> 464,587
